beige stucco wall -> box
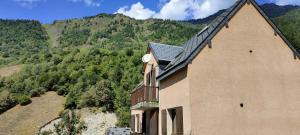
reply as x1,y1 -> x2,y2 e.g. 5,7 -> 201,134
131,50 -> 159,133
144,51 -> 159,86
159,67 -> 191,135
188,2 -> 300,135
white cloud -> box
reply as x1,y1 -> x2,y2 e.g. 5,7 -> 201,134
116,0 -> 236,20
191,0 -> 235,19
158,0 -> 168,8
154,0 -> 193,20
116,2 -> 156,20
14,0 -> 45,8
69,0 -> 101,7
270,0 -> 300,5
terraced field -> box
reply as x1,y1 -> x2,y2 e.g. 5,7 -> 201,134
0,92 -> 65,135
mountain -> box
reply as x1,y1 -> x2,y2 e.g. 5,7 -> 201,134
45,14 -> 202,50
0,4 -> 299,127
261,3 -> 299,18
187,3 -> 300,24
0,14 -> 203,126
187,9 -> 226,24
0,20 -> 49,65
274,9 -> 300,51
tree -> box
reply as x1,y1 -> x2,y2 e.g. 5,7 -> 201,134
54,110 -> 87,135
95,80 -> 115,111
80,80 -> 115,111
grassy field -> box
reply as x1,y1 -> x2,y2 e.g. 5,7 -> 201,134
0,92 -> 65,135
0,65 -> 22,77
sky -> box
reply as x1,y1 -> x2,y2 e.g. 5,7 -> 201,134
0,0 -> 299,24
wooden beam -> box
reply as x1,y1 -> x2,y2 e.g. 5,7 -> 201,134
208,40 -> 212,48
247,0 -> 251,5
225,22 -> 229,28
274,30 -> 278,36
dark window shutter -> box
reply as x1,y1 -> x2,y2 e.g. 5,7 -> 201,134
137,114 -> 140,132
176,107 -> 183,134
150,110 -> 159,135
151,69 -> 156,87
161,109 -> 167,135
131,115 -> 135,132
146,72 -> 151,86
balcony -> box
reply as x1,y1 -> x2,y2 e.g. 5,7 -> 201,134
131,85 -> 159,110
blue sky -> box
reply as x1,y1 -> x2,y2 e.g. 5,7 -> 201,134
0,0 -> 299,24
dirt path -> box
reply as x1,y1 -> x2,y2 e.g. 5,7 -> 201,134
0,92 -> 65,135
0,65 -> 22,77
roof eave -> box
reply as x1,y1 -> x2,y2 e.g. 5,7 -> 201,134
157,0 -> 300,81
250,0 -> 300,58
148,43 -> 160,62
157,0 -> 246,81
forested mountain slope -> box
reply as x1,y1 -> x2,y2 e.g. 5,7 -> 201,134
0,20 -> 48,65
46,14 -> 201,50
275,9 -> 300,51
261,3 -> 299,18
0,4 -> 299,127
0,14 -> 202,126
187,3 -> 299,24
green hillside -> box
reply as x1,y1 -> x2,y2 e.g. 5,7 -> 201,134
0,20 -> 49,66
0,14 -> 202,126
275,9 -> 300,51
46,14 -> 201,49
0,7 -> 299,127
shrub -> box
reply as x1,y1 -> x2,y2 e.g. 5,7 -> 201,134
54,110 -> 87,135
30,91 -> 39,97
39,131 -> 53,135
30,89 -> 41,97
65,90 -> 80,109
17,95 -> 32,106
125,49 -> 134,56
0,91 -> 17,114
80,88 -> 96,107
56,86 -> 68,96
79,80 -> 115,111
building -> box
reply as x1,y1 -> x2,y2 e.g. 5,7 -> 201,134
130,0 -> 300,135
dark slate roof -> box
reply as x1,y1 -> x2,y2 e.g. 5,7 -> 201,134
157,0 -> 300,81
149,42 -> 183,62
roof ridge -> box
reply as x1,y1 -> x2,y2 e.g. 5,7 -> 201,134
157,0 -> 299,81
157,0 -> 244,80
149,42 -> 182,48
163,0 -> 244,69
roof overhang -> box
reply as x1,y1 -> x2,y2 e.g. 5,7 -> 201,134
157,0 -> 300,81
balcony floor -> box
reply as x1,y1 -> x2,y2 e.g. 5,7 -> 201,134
131,101 -> 159,110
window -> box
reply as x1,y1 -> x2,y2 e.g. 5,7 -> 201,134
131,115 -> 135,132
146,72 -> 151,86
169,109 -> 177,133
163,107 -> 183,135
151,68 -> 156,87
136,114 -> 140,132
161,110 -> 167,135
146,67 -> 156,87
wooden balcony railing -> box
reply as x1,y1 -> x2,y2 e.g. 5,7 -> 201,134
131,85 -> 158,106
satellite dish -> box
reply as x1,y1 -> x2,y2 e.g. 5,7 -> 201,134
142,54 -> 152,63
